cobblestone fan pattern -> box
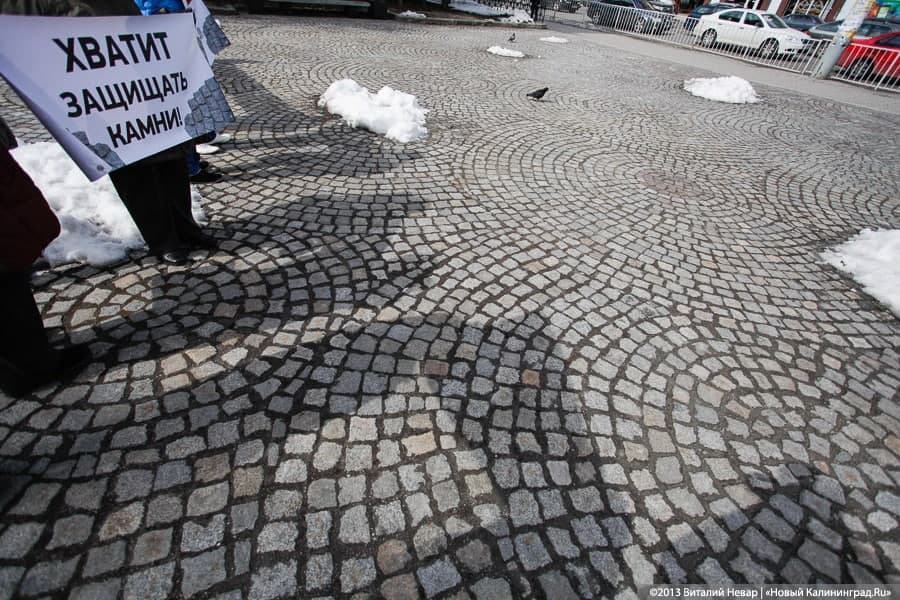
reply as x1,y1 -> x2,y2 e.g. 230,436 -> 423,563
1,16 -> 900,600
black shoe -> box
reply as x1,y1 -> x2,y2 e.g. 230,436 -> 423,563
55,344 -> 92,382
30,257 -> 51,273
190,171 -> 223,184
0,345 -> 91,397
158,249 -> 190,265
199,160 -> 210,170
186,232 -> 219,250
0,358 -> 32,398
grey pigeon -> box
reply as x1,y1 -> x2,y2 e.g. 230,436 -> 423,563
527,87 -> 549,100
508,33 -> 516,42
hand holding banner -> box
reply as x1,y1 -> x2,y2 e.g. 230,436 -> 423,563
0,13 -> 234,181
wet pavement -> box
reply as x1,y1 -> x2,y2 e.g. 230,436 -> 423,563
1,14 -> 900,600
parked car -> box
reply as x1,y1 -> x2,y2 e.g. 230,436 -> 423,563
807,18 -> 900,41
587,0 -> 674,32
837,30 -> 900,80
683,2 -> 739,30
696,8 -> 811,58
781,12 -> 823,31
646,0 -> 675,14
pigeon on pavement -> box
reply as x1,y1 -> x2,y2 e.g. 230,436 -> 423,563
527,87 -> 549,100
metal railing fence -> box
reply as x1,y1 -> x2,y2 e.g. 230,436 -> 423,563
685,17 -> 830,74
585,2 -> 676,34
542,1 -> 899,91
828,40 -> 900,92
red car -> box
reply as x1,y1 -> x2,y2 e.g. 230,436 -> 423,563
837,31 -> 900,80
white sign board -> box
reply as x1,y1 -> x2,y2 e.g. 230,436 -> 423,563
0,14 -> 234,181
183,0 -> 230,64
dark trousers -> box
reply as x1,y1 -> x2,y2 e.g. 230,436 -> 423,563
0,271 -> 53,388
109,156 -> 202,255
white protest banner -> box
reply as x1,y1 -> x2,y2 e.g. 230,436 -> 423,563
183,0 -> 230,64
0,13 -> 234,181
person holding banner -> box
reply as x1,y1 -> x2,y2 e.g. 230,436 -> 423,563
100,0 -> 223,262
1,0 -> 223,266
133,0 -> 226,186
0,137 -> 91,397
109,150 -> 219,264
133,0 -> 183,13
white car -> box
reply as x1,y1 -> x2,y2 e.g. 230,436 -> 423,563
697,8 -> 810,58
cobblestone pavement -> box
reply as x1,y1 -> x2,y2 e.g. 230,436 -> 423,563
2,15 -> 900,600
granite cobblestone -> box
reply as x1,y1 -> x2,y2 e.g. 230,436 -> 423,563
0,13 -> 898,598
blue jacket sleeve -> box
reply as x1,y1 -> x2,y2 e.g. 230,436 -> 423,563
134,0 -> 186,15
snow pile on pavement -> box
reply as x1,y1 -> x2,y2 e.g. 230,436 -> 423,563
822,229 -> 900,317
487,45 -> 525,58
448,0 -> 505,14
11,142 -> 209,267
318,79 -> 429,143
500,9 -> 534,22
12,142 -> 142,267
540,36 -> 569,43
424,0 -> 525,19
397,10 -> 426,17
424,0 -> 507,15
683,76 -> 760,103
